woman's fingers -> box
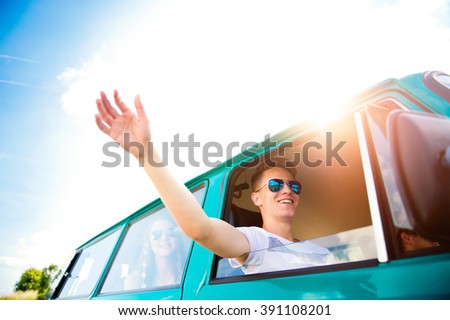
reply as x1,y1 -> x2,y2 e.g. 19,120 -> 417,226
134,94 -> 148,121
100,91 -> 120,119
96,98 -> 114,126
95,114 -> 112,136
95,90 -> 149,146
114,90 -> 130,114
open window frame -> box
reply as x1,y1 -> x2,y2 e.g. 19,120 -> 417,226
211,112 -> 379,284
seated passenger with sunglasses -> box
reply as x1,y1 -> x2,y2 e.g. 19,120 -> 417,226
95,91 -> 334,276
124,215 -> 188,290
226,164 -> 334,274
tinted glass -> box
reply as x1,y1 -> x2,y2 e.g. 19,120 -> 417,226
100,186 -> 205,293
58,229 -> 120,298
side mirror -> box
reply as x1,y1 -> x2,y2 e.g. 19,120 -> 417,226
388,110 -> 450,243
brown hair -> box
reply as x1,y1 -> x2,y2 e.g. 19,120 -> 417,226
251,159 -> 297,191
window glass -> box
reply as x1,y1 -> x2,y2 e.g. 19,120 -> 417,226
364,105 -> 443,255
312,226 -> 376,262
216,226 -> 377,278
216,116 -> 376,278
100,186 -> 205,293
364,105 -> 411,229
58,229 -> 120,298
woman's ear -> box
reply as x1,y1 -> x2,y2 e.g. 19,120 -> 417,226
251,192 -> 262,207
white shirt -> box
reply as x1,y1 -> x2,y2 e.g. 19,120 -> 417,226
229,227 -> 335,274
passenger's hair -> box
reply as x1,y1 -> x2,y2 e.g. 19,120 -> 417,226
251,158 -> 297,191
132,215 -> 187,289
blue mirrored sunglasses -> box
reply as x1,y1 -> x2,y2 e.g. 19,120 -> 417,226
255,178 -> 302,195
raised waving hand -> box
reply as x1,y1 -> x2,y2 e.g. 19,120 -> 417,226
95,90 -> 150,161
94,90 -> 250,262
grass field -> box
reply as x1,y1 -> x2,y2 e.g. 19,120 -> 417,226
0,290 -> 38,300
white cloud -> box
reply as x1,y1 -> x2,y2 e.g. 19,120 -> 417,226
0,256 -> 29,269
57,3 -> 450,189
58,0 -> 450,129
0,79 -> 43,89
0,152 -> 36,163
58,55 -> 116,117
0,54 -> 38,63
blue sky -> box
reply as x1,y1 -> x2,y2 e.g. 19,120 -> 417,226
1,0 -> 450,295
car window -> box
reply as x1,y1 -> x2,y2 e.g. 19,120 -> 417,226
364,104 -> 410,229
364,104 -> 445,256
215,115 -> 376,279
57,229 -> 121,298
100,186 -> 205,294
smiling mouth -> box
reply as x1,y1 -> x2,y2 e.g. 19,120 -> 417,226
278,199 -> 294,204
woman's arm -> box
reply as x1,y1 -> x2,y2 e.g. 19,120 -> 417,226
95,91 -> 249,261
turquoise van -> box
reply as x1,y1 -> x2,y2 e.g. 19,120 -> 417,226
50,70 -> 450,300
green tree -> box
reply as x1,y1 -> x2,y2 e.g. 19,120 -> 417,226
15,264 -> 59,300
40,263 -> 59,299
15,268 -> 42,292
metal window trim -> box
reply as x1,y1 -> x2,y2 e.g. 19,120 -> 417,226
354,111 -> 388,263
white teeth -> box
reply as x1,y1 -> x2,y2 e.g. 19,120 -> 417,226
279,200 -> 293,204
